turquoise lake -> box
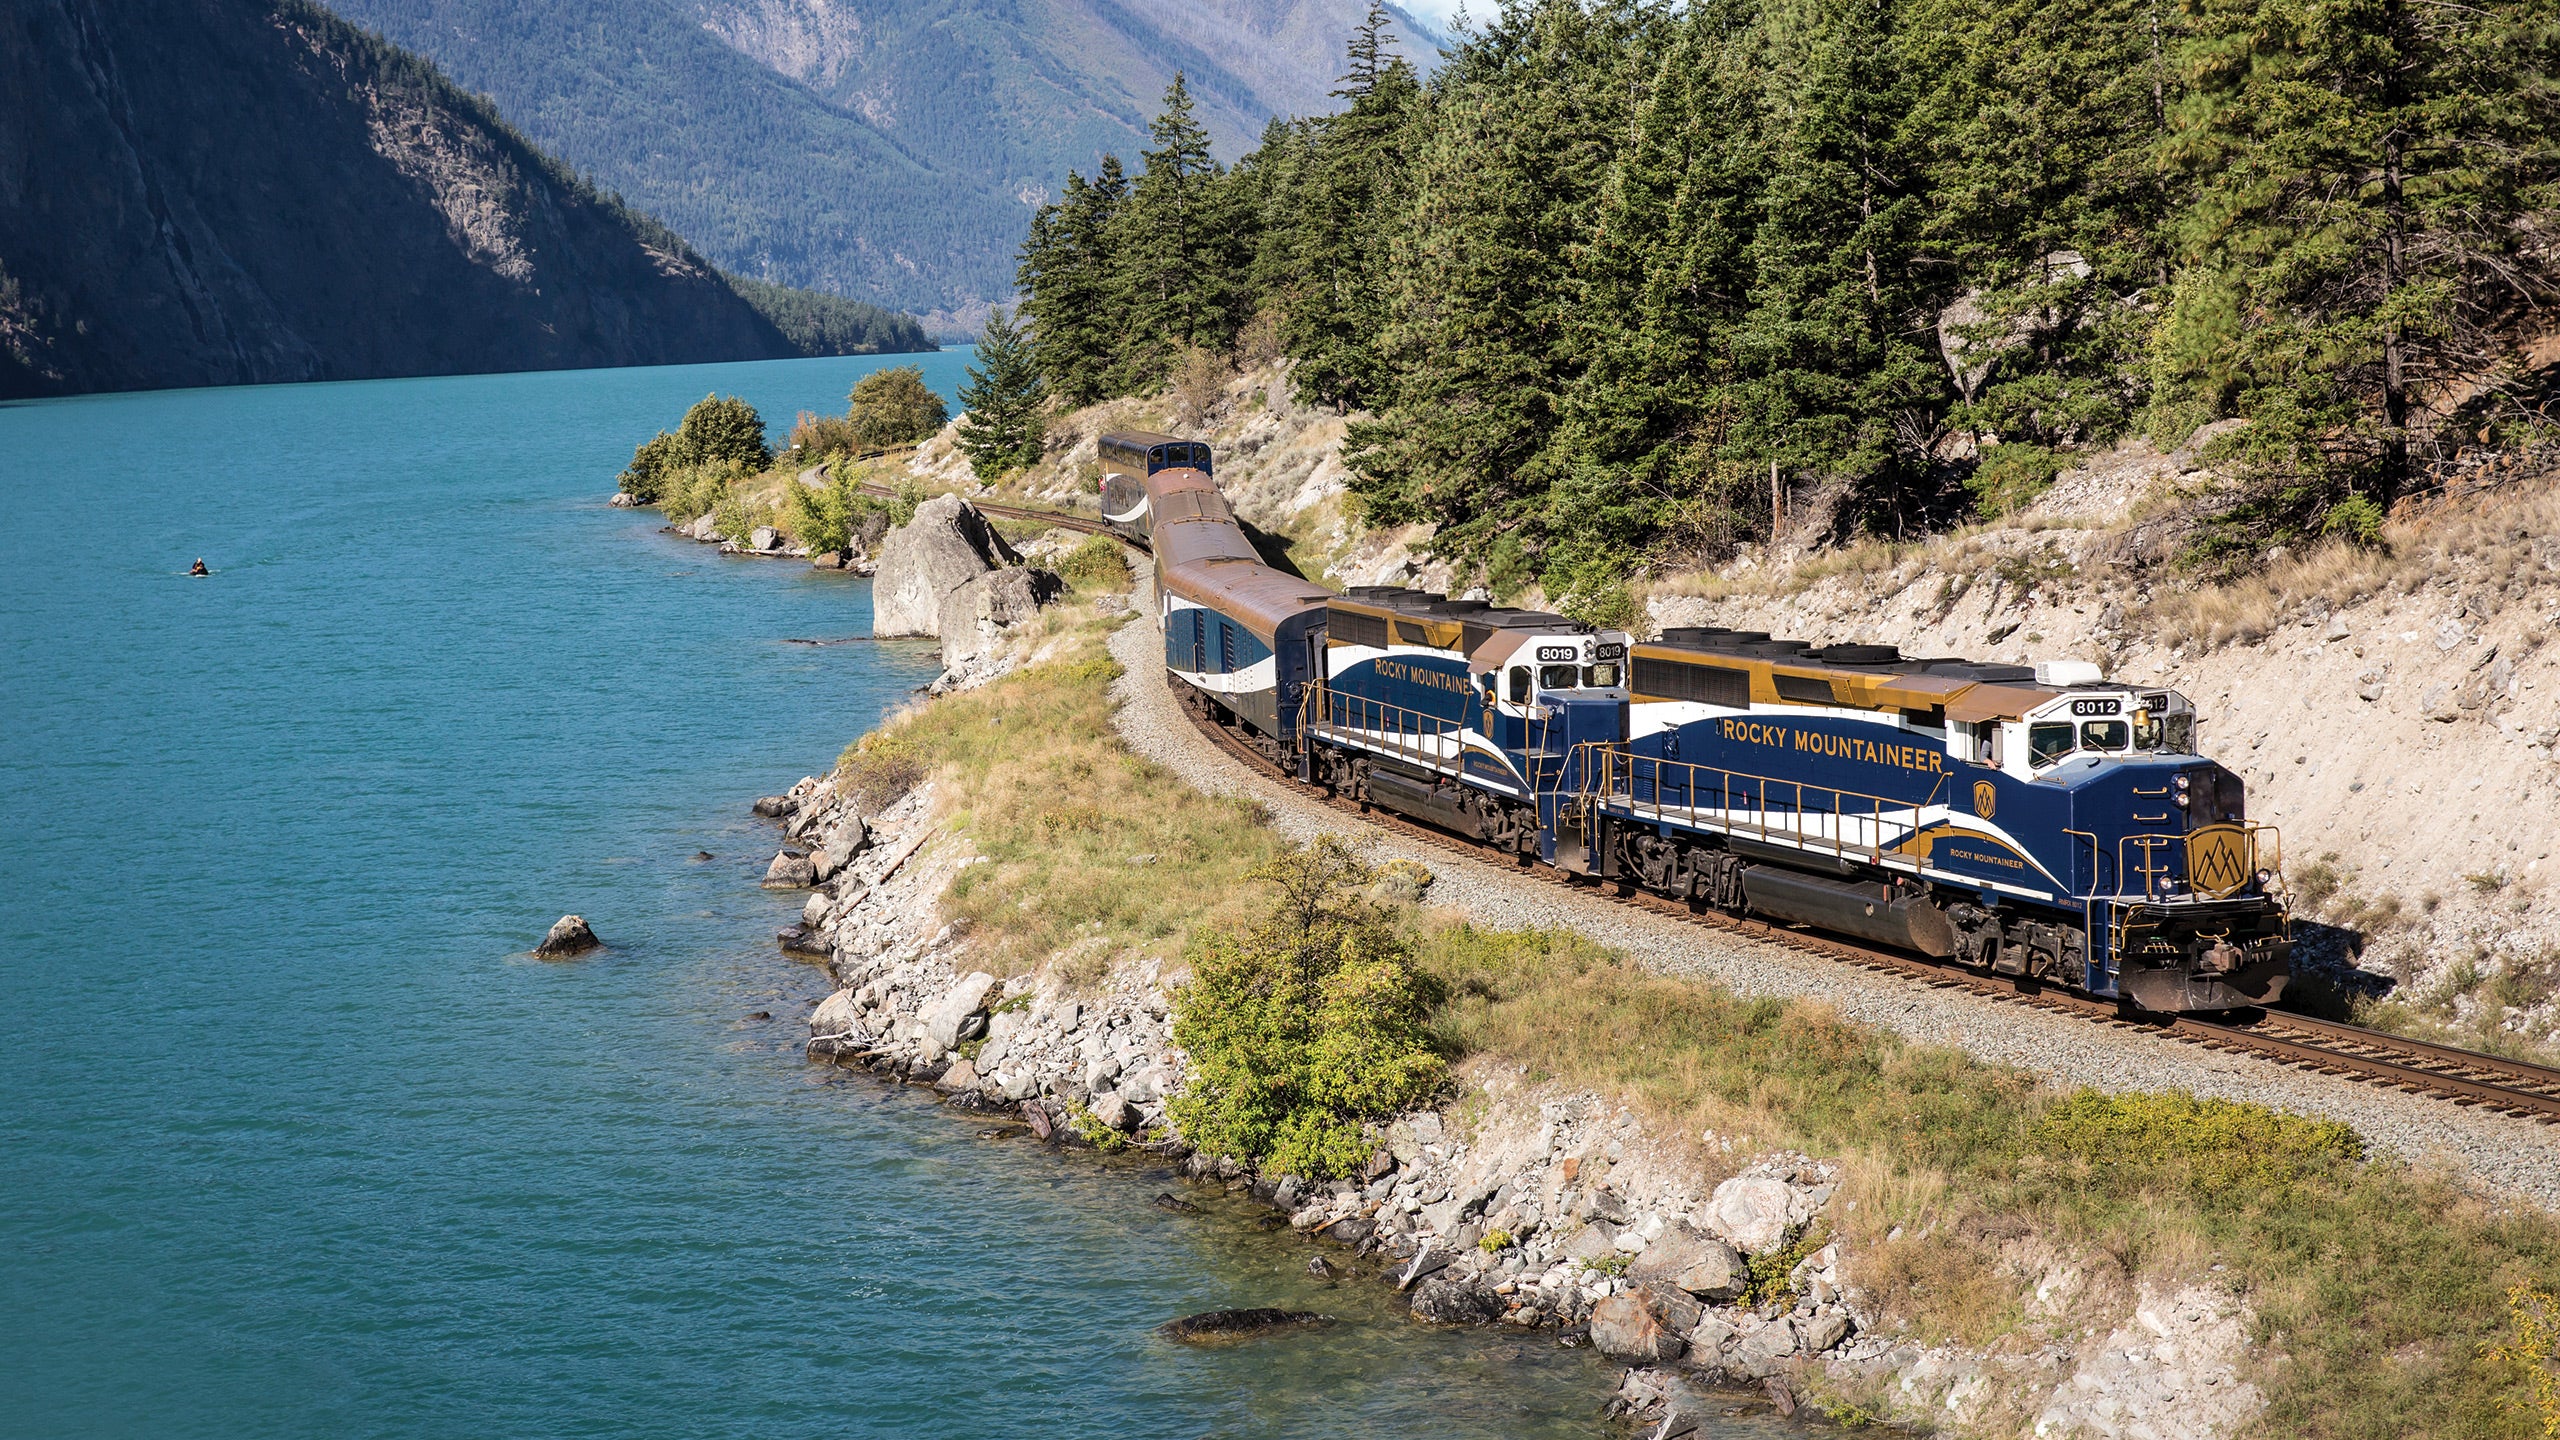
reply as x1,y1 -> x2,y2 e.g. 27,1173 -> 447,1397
0,356 -> 1795,1438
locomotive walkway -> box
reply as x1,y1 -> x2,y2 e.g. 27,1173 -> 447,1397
1100,558 -> 2560,1211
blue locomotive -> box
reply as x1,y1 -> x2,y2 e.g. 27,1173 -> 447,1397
1105,431 -> 2289,1013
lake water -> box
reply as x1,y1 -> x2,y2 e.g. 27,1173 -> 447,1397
0,357 -> 1793,1439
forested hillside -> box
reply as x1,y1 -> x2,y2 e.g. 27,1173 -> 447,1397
0,0 -> 838,399
324,0 -> 1445,323
1017,0 -> 2560,609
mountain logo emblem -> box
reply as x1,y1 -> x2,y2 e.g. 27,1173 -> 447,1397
1972,781 -> 1996,819
2188,825 -> 2251,897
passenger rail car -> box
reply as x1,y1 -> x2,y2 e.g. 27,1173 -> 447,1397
1112,432 -> 1333,755
1100,430 -> 1217,544
1113,432 -> 2290,1014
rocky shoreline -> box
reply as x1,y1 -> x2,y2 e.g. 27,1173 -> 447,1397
747,754 -> 2260,1439
712,500 -> 2273,1438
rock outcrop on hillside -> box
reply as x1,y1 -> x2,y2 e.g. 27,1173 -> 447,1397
0,0 -> 797,399
869,494 -> 1023,638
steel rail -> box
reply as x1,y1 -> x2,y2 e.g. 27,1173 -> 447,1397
1170,690 -> 2560,1124
850,481 -> 1118,539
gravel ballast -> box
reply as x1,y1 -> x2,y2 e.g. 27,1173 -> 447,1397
1104,575 -> 2560,1212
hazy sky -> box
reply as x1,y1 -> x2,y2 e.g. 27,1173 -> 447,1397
1402,0 -> 1471,36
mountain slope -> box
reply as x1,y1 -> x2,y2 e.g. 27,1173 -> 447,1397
0,0 -> 810,399
324,0 -> 1445,320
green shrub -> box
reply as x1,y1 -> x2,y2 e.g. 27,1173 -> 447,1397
2031,1091 -> 2364,1197
1966,443 -> 2067,516
618,429 -> 693,501
711,488 -> 770,546
662,459 -> 746,525
848,365 -> 950,449
788,410 -> 865,460
2323,493 -> 2387,546
1167,837 -> 1447,1178
678,393 -> 771,472
782,465 -> 883,554
1055,534 -> 1130,592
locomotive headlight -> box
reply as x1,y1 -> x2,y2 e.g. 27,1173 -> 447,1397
2174,773 -> 2191,790
2173,772 -> 2191,807
2254,869 -> 2273,888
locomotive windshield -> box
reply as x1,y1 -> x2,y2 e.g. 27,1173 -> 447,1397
2022,688 -> 2200,771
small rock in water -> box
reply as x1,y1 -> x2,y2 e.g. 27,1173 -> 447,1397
532,914 -> 600,958
752,795 -> 793,817
1306,1255 -> 1337,1280
1153,1192 -> 1202,1215
1160,1309 -> 1330,1343
747,1011 -> 772,1021
691,851 -> 715,862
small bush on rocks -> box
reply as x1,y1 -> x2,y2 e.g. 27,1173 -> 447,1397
1169,837 -> 1447,1179
1055,535 -> 1130,593
1965,443 -> 2066,516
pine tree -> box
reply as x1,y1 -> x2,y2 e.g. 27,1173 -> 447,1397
2161,0 -> 2559,520
1901,0 -> 2178,450
1114,75 -> 1251,389
955,306 -> 1048,479
1346,0 -> 1663,567
1730,0 -> 1944,535
1278,2 -> 1424,412
1016,159 -> 1129,407
1549,1 -> 1769,559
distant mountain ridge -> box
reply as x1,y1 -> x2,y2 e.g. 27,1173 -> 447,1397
322,0 -> 1447,324
0,0 -> 923,400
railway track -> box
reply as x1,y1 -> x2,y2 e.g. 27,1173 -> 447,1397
859,479 -> 2560,1125
851,481 -> 1118,539
1171,698 -> 2560,1125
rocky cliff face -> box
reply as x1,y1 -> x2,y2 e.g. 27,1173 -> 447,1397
0,0 -> 796,399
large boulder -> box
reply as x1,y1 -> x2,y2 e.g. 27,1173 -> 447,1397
1705,1176 -> 1796,1254
809,988 -> 863,1038
1629,1226 -> 1746,1301
871,494 -> 1021,637
937,566 -> 1065,663
1589,1293 -> 1687,1363
762,850 -> 816,889
924,972 -> 1000,1050
1733,1317 -> 1798,1379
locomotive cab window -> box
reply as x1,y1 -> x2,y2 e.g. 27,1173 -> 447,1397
1539,664 -> 1580,691
2028,722 -> 2076,768
1508,667 -> 1532,704
1958,721 -> 2003,767
2081,720 -> 2129,752
1584,662 -> 1619,688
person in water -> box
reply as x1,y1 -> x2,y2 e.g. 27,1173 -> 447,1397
189,558 -> 209,576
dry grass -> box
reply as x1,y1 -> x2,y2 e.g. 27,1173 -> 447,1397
2134,482 -> 2560,651
834,604 -> 1279,980
1410,915 -> 2560,1438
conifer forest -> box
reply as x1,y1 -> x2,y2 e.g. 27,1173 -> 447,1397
1016,0 -> 2560,598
